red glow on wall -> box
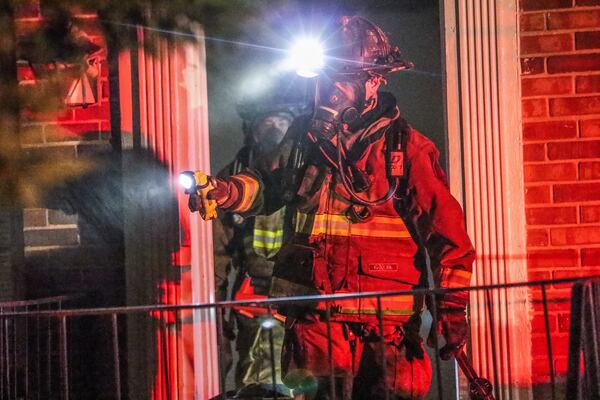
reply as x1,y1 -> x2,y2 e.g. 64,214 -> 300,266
520,0 -> 600,388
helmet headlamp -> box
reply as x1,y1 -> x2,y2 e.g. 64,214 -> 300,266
286,16 -> 413,80
286,38 -> 324,78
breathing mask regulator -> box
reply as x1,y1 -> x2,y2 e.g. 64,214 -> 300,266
309,76 -> 366,141
306,74 -> 401,221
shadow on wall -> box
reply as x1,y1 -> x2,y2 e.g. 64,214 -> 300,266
28,136 -> 185,399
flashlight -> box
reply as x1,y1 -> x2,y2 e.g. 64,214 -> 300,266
286,38 -> 324,78
179,171 -> 218,221
179,172 -> 196,193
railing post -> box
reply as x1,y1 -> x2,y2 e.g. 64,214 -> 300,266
266,306 -> 279,400
324,302 -> 336,400
0,308 -> 4,400
582,281 -> 600,400
428,291 -> 444,400
112,314 -> 122,400
485,289 -> 500,400
35,305 -> 40,400
375,296 -> 389,400
59,316 -> 69,400
567,280 -> 600,400
46,315 -> 51,397
540,285 -> 556,400
13,308 -> 17,400
24,310 -> 29,400
5,312 -> 10,400
215,304 -> 227,399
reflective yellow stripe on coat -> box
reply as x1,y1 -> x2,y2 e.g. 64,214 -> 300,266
333,295 -> 415,316
297,213 -> 412,239
253,229 -> 284,250
250,209 -> 286,259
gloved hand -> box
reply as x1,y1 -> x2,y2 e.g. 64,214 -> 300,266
439,309 -> 468,360
187,176 -> 239,213
245,254 -> 274,279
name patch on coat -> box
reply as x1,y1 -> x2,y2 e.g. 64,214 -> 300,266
368,263 -> 399,272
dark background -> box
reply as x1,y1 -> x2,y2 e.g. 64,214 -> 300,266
205,0 -> 446,173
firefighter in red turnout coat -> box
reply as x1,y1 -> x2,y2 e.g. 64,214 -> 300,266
190,16 -> 475,400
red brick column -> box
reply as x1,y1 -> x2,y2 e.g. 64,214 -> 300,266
520,0 -> 600,387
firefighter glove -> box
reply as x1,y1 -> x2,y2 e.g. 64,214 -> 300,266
246,254 -> 275,279
439,309 -> 468,361
187,176 -> 239,213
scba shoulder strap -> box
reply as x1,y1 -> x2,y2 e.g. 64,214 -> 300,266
386,116 -> 410,198
230,145 -> 254,175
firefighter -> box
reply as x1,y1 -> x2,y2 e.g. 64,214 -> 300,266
192,16 -> 475,400
213,95 -> 307,398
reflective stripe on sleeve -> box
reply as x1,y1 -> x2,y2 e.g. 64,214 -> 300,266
229,173 -> 260,212
439,267 -> 472,288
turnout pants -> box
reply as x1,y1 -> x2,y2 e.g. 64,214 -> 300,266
281,315 -> 431,400
241,318 -> 286,388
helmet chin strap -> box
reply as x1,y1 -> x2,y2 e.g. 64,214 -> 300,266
360,74 -> 384,116
361,96 -> 378,117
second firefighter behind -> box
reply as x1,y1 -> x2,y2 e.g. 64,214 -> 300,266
213,94 -> 308,398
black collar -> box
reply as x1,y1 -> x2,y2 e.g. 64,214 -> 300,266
347,91 -> 398,132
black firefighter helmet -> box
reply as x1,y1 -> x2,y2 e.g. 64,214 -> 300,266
236,73 -> 312,138
324,16 -> 414,79
236,97 -> 307,135
232,76 -> 311,173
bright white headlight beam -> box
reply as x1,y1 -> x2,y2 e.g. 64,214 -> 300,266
287,38 -> 324,78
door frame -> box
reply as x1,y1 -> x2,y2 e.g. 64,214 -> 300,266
441,0 -> 532,398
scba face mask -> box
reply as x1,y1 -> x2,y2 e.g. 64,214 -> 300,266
310,77 -> 368,140
252,114 -> 292,154
256,125 -> 286,153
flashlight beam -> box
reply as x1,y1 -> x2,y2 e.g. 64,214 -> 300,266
104,20 -> 290,55
104,20 -> 435,78
104,21 -> 361,68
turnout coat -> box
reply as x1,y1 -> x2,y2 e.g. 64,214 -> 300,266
222,92 -> 475,324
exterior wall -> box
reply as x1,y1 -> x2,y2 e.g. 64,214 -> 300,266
14,2 -> 125,396
15,2 -> 122,303
0,2 -> 24,302
520,0 -> 600,387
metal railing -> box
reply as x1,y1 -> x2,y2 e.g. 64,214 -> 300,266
0,295 -> 78,400
0,277 -> 597,400
566,279 -> 600,400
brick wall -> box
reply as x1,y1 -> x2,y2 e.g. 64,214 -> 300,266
15,2 -> 122,302
14,4 -> 125,396
520,0 -> 600,387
